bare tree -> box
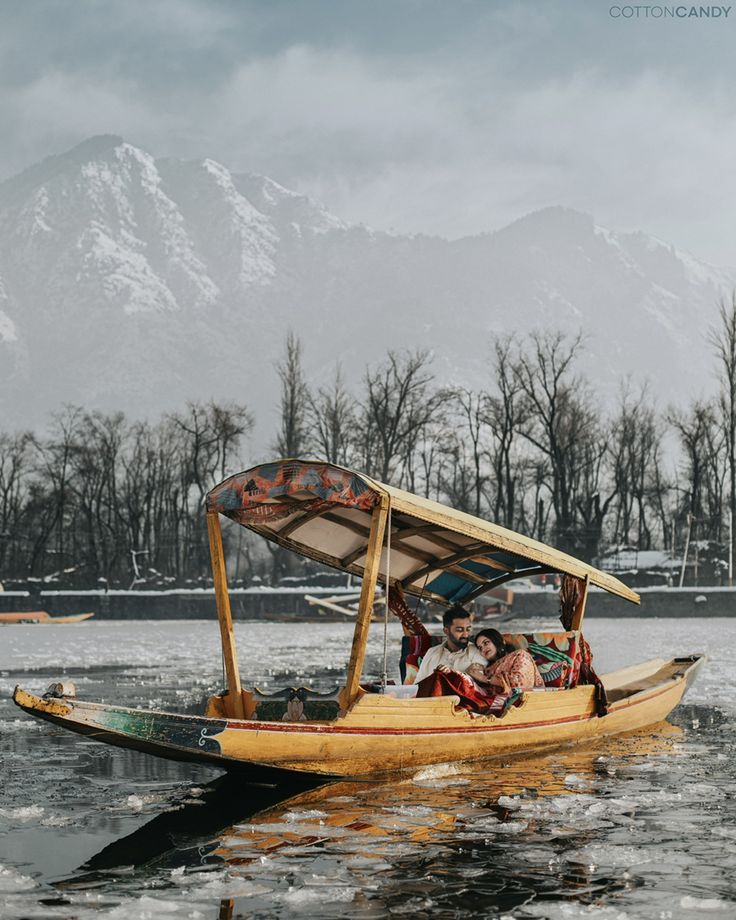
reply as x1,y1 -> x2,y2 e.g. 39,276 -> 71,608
515,331 -> 601,554
646,438 -> 674,557
170,401 -> 253,575
439,387 -> 489,516
710,292 -> 736,575
170,401 -> 253,504
486,336 -> 525,529
67,411 -> 127,583
274,331 -> 310,458
29,406 -> 84,576
669,400 -> 726,542
609,384 -> 662,550
308,364 -> 356,465
358,349 -> 437,484
0,431 -> 32,575
572,424 -> 617,562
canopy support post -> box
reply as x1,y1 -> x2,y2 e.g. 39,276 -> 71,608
207,511 -> 245,719
570,574 -> 590,631
340,496 -> 389,710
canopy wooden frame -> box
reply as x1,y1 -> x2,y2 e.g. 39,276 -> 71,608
205,460 -> 638,713
207,511 -> 246,718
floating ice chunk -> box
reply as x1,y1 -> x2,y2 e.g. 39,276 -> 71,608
411,763 -> 461,782
564,773 -> 588,788
518,903 -> 630,918
389,895 -> 437,914
494,820 -> 528,834
117,792 -> 170,813
279,885 -> 357,905
383,804 -> 435,817
283,809 -> 329,823
231,821 -> 349,839
680,896 -> 734,911
40,814 -> 74,827
411,776 -> 470,788
497,795 -> 523,810
458,814 -> 500,832
344,856 -> 393,872
685,782 -> 720,798
0,719 -> 44,732
565,844 -> 646,869
0,805 -> 44,822
102,894 -> 207,919
0,865 -> 37,893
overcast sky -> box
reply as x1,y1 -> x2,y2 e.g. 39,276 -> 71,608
1,0 -> 734,265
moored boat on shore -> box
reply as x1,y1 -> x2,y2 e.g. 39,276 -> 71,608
0,610 -> 95,625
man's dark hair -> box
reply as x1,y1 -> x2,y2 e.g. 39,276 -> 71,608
443,605 -> 470,628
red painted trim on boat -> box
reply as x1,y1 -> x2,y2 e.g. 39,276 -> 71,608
224,680 -> 679,736
225,711 -> 588,735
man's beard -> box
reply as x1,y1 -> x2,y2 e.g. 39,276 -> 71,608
452,637 -> 469,649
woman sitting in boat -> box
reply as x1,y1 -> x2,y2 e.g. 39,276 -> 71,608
465,628 -> 544,693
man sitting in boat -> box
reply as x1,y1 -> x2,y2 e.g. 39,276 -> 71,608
413,605 -> 486,684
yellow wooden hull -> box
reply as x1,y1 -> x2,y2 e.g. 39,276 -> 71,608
13,655 -> 703,780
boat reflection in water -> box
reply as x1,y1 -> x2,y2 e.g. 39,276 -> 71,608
64,721 -> 683,917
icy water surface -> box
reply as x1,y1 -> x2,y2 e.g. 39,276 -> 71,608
1,617 -> 735,919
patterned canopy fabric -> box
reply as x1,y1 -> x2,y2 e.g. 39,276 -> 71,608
206,460 -> 379,525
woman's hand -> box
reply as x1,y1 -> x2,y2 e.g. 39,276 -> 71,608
437,665 -> 452,673
466,663 -> 490,684
486,671 -> 511,694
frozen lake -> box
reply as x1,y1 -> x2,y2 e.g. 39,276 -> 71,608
1,617 -> 735,919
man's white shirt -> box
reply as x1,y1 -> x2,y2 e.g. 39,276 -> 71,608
414,641 -> 486,684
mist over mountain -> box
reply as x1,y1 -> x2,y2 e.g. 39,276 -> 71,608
0,135 -> 732,441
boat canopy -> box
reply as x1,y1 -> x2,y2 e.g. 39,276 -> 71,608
206,459 -> 639,607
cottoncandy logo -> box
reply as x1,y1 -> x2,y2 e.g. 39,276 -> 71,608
610,5 -> 731,16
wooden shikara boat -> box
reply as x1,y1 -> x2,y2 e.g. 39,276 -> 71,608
13,459 -> 704,780
0,610 -> 95,625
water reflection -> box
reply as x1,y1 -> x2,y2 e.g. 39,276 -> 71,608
39,723 -> 689,918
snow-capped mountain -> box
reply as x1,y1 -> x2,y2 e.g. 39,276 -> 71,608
0,135 -> 732,433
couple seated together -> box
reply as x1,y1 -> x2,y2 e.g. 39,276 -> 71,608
414,605 -> 543,715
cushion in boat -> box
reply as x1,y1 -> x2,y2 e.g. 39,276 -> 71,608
401,634 -> 443,684
503,631 -> 581,688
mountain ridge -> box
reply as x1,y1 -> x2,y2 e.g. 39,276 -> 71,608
0,136 -> 732,436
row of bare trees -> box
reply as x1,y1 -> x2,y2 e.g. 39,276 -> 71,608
0,402 -> 252,587
274,298 -> 736,570
1,296 -> 735,587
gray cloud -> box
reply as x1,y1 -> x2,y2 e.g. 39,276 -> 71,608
1,0 -> 734,264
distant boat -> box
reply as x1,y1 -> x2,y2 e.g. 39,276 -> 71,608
14,459 -> 703,780
0,610 -> 95,625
